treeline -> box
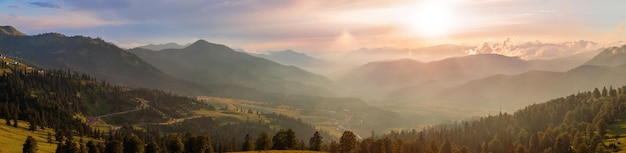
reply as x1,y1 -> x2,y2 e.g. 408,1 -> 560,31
47,124 -> 333,153
0,68 -> 103,137
0,65 -> 209,131
2,62 -> 340,153
154,112 -> 334,152
49,114 -> 335,153
341,86 -> 626,153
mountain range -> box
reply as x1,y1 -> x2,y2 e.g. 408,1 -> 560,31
338,51 -> 596,100
432,45 -> 626,109
251,50 -> 332,74
340,44 -> 473,66
0,26 -> 207,95
5,25 -> 626,123
128,40 -> 336,96
138,42 -> 188,51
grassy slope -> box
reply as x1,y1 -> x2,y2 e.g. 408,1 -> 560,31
0,119 -> 57,153
605,118 -> 626,152
0,119 -> 102,153
197,96 -> 345,137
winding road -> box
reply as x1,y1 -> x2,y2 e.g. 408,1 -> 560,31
88,98 -> 150,126
137,109 -> 222,126
88,97 -> 223,129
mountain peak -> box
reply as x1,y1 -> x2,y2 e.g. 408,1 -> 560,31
185,39 -> 221,50
180,39 -> 236,54
189,39 -> 211,46
0,26 -> 26,36
585,45 -> 626,67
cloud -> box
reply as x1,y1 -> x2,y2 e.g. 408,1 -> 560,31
1,10 -> 128,30
466,37 -> 604,59
29,2 -> 60,9
465,37 -> 512,55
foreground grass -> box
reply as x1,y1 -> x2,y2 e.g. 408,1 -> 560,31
0,119 -> 57,153
230,150 -> 326,153
0,119 -> 103,153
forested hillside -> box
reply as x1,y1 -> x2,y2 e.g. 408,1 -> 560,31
347,86 -> 626,153
0,56 -> 333,152
0,27 -> 208,95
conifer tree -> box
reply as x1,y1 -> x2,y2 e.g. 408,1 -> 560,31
339,131 -> 357,153
23,136 -> 38,153
310,131 -> 323,151
242,134 -> 253,151
255,132 -> 272,150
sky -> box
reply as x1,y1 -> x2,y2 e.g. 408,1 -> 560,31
1,0 -> 625,56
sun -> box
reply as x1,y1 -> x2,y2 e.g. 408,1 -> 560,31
405,1 -> 455,37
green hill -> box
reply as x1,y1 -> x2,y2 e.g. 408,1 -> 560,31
0,26 -> 25,37
0,119 -> 58,153
0,55 -> 339,152
0,26 -> 209,95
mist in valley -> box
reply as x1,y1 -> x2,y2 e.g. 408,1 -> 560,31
2,0 -> 626,152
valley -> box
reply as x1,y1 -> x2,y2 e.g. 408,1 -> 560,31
1,20 -> 626,152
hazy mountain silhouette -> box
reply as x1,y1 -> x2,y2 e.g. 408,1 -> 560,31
340,53 -> 590,100
252,50 -> 332,74
138,42 -> 188,51
341,44 -> 473,65
129,40 -> 336,95
585,45 -> 626,67
435,45 -> 626,109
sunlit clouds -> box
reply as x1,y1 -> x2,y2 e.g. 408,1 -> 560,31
0,0 -> 624,57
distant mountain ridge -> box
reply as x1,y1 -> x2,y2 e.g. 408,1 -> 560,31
341,44 -> 473,65
138,42 -> 188,51
585,45 -> 626,67
340,53 -> 589,100
432,45 -> 626,109
129,40 -> 336,95
252,49 -> 331,74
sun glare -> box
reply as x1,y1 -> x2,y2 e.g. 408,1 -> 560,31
406,1 -> 455,37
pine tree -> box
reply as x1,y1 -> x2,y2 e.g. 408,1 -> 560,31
166,134 -> 184,153
124,134 -> 144,153
438,140 -> 452,153
242,134 -> 253,151
3,102 -> 10,125
310,131 -> 323,151
47,132 -> 53,144
63,138 -> 80,153
593,88 -> 601,98
56,139 -> 65,153
285,129 -> 298,150
23,136 -> 38,153
185,135 -> 212,153
339,131 -> 357,153
255,132 -> 272,150
273,129 -> 286,150
145,142 -> 159,153
86,140 -> 99,153
104,140 -> 123,153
